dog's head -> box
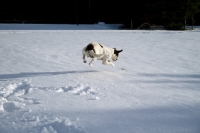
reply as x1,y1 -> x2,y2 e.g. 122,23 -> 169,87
112,48 -> 123,61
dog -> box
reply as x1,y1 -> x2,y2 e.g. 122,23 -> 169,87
82,42 -> 123,67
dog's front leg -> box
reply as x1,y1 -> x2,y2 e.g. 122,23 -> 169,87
83,54 -> 87,63
102,59 -> 115,67
89,58 -> 96,67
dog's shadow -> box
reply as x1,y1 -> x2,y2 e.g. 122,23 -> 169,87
0,70 -> 98,81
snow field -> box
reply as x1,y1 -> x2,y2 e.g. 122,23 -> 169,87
0,26 -> 200,133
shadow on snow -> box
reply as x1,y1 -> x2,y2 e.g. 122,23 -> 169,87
132,73 -> 200,84
54,106 -> 200,133
138,73 -> 200,79
0,70 -> 98,81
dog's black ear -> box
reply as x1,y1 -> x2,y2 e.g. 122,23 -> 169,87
118,49 -> 123,53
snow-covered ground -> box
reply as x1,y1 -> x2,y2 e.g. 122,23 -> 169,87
0,23 -> 200,133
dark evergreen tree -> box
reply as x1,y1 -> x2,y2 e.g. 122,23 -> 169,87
0,0 -> 200,30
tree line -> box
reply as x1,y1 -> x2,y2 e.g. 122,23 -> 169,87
0,0 -> 200,30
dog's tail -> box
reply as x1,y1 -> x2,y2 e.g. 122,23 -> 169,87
88,50 -> 105,59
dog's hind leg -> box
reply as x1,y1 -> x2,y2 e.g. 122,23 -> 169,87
89,58 -> 96,67
83,54 -> 87,63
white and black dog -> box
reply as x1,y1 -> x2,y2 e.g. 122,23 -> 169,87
82,42 -> 123,67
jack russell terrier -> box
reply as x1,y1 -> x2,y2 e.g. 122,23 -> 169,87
82,42 -> 123,67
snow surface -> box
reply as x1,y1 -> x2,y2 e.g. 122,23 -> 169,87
0,23 -> 200,133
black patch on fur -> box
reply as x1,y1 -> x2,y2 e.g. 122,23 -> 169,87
114,49 -> 123,57
85,44 -> 95,53
114,49 -> 119,57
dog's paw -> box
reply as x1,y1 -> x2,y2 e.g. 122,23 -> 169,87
83,61 -> 87,63
89,63 -> 93,67
111,63 -> 115,67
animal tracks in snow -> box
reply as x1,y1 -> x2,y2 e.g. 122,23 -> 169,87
0,79 -> 32,98
0,79 -> 36,112
56,83 -> 101,100
0,79 -> 98,132
0,79 -> 101,112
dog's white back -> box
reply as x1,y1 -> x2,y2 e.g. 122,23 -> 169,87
82,42 -> 122,67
